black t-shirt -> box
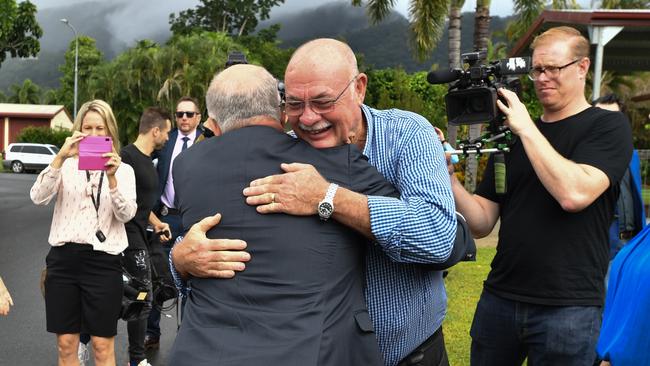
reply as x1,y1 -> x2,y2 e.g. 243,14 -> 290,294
121,144 -> 159,249
476,107 -> 632,306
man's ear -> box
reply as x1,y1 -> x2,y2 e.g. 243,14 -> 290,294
205,118 -> 222,137
578,57 -> 590,79
354,72 -> 368,104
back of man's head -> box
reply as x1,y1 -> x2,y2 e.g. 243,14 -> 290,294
139,107 -> 171,134
531,26 -> 590,60
205,64 -> 281,133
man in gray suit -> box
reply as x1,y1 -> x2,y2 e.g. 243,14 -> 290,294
168,64 -> 397,365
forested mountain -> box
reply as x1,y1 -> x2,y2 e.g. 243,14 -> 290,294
267,2 -> 510,71
0,1 -> 512,91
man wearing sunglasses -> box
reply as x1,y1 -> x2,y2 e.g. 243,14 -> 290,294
145,96 -> 203,350
450,27 -> 632,365
172,38 -> 457,366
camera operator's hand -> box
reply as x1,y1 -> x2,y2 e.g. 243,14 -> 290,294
434,127 -> 456,176
497,88 -> 536,138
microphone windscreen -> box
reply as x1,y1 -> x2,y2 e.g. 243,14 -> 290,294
427,69 -> 460,84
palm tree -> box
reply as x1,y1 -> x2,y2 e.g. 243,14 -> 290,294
462,0 -> 492,192
351,0 -> 451,60
507,0 -> 546,41
447,0 -> 465,147
8,79 -> 42,104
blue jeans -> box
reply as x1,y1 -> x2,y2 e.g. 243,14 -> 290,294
470,290 -> 601,366
146,212 -> 182,338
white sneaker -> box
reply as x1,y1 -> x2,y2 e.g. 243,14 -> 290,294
78,342 -> 89,366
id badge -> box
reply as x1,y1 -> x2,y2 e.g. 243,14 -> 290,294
95,230 -> 106,242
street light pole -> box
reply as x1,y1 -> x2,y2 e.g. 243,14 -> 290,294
60,18 -> 78,120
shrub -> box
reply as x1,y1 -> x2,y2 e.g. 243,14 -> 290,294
17,126 -> 71,147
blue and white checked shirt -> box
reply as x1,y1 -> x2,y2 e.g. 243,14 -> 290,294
170,104 -> 456,365
360,105 -> 456,365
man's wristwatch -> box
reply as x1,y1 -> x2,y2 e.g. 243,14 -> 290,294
317,183 -> 339,221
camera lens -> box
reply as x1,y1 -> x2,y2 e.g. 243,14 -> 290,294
470,98 -> 487,112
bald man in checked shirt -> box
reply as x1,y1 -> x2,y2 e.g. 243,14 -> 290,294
172,38 -> 456,366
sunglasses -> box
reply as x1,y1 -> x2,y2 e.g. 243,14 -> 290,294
176,111 -> 197,118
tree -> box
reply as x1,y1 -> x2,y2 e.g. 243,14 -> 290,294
85,32 -> 243,145
58,36 -> 103,114
0,0 -> 42,67
239,24 -> 293,78
601,0 -> 649,7
8,78 -> 41,104
463,0 -> 492,192
365,68 -> 447,130
351,0 -> 450,60
506,0 -> 546,41
169,0 -> 285,37
446,0 -> 465,147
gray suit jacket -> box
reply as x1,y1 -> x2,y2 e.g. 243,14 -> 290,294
169,126 -> 398,366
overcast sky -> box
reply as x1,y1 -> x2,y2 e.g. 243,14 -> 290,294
31,0 -> 596,19
31,0 -> 600,21
29,0 -> 595,49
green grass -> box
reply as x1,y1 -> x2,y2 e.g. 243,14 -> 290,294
642,187 -> 650,206
444,246 -> 496,366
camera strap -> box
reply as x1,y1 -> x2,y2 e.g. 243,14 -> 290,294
86,171 -> 105,213
87,171 -> 107,242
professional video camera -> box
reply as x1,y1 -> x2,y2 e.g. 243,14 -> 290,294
428,51 -> 531,155
225,51 -> 248,68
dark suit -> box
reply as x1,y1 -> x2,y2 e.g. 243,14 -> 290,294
147,127 -> 202,339
169,126 -> 397,366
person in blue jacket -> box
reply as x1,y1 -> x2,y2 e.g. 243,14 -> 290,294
596,224 -> 650,366
593,94 -> 645,259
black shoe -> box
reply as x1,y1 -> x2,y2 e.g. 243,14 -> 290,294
144,335 -> 160,351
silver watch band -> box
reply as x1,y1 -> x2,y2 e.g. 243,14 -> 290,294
324,183 -> 339,202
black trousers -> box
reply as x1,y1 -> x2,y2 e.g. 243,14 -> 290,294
122,248 -> 153,363
398,326 -> 450,366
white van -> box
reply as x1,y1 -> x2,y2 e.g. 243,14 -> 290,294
2,143 -> 59,173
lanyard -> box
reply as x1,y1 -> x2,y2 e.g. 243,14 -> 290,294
86,171 -> 105,214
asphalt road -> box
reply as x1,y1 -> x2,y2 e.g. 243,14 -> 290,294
0,172 -> 178,365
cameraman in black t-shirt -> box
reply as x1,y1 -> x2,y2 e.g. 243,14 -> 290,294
120,107 -> 172,366
451,27 -> 632,366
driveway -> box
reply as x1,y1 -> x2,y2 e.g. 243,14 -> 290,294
0,172 -> 177,365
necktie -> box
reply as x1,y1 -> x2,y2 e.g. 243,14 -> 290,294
181,136 -> 189,151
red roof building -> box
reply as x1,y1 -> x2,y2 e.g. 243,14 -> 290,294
0,103 -> 73,152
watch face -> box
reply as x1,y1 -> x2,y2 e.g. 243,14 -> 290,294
318,202 -> 333,218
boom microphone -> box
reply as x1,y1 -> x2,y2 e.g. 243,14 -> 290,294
427,69 -> 461,85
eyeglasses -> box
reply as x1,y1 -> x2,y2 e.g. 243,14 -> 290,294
284,74 -> 359,117
528,59 -> 581,81
176,111 -> 197,118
